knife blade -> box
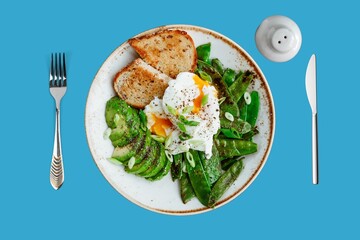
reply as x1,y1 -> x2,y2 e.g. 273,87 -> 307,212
305,54 -> 318,184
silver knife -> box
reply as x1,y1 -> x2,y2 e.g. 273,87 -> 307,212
305,54 -> 318,184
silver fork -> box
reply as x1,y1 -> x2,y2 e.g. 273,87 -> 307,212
49,53 -> 67,190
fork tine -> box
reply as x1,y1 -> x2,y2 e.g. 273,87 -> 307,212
49,53 -> 67,88
62,53 -> 67,87
58,53 -> 63,87
49,53 -> 54,87
54,53 -> 59,87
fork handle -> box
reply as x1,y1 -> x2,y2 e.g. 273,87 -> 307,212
50,107 -> 64,190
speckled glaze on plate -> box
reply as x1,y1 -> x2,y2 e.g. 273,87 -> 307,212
85,24 -> 275,215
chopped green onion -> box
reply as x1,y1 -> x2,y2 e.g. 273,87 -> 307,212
187,139 -> 205,147
165,150 -> 173,163
218,97 -> 226,105
244,92 -> 251,105
107,157 -> 123,166
103,128 -> 111,140
178,144 -> 188,152
201,94 -> 209,107
182,105 -> 194,114
177,122 -> 187,132
166,104 -> 177,115
225,112 -> 234,122
128,157 -> 136,169
186,120 -> 199,126
185,151 -> 195,168
179,133 -> 192,141
165,132 -> 173,149
151,135 -> 165,143
179,115 -> 200,126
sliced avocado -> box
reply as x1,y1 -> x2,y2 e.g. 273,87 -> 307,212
147,157 -> 171,181
110,113 -> 142,147
125,140 -> 158,174
133,130 -> 152,164
105,96 -> 129,129
110,127 -> 136,147
139,142 -> 167,178
105,97 -> 141,147
111,130 -> 145,163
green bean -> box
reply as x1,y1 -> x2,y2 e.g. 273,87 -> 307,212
186,150 -> 211,206
247,91 -> 260,127
214,139 -> 257,158
180,173 -> 195,204
208,159 -> 244,207
196,43 -> 211,64
222,68 -> 236,86
228,70 -> 254,103
211,58 -> 225,76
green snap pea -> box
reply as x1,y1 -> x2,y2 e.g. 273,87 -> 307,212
197,60 -> 222,80
222,68 -> 236,86
221,156 -> 244,171
241,127 -> 259,141
247,91 -> 260,127
214,139 -> 257,159
171,154 -> 183,181
238,96 -> 248,122
220,128 -> 241,139
198,148 -> 222,186
211,58 -> 225,76
196,69 -> 212,82
220,117 -> 251,135
208,159 -> 244,207
206,70 -> 239,118
235,70 -> 244,80
180,173 -> 196,204
186,150 -> 211,206
196,43 -> 211,64
228,70 -> 254,103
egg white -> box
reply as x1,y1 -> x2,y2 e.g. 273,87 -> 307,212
162,72 -> 220,158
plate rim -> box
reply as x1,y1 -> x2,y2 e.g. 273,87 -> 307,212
85,24 -> 276,215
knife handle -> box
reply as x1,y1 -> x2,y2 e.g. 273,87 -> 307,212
312,113 -> 318,184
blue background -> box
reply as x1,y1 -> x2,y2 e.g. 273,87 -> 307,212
1,0 -> 359,239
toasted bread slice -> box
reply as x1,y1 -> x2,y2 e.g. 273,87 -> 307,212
113,58 -> 172,109
128,29 -> 197,78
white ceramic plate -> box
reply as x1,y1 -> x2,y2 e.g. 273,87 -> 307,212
85,25 -> 275,215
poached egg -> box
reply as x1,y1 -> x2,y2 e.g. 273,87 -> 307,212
144,72 -> 220,159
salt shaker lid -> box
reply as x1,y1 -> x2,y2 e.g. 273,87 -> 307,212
255,15 -> 302,62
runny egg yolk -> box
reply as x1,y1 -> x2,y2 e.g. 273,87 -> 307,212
192,75 -> 210,113
150,114 -> 173,137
